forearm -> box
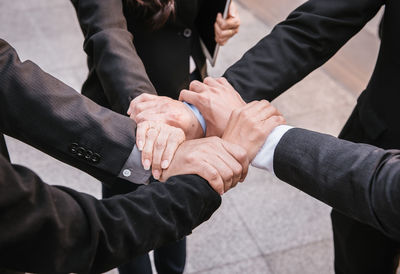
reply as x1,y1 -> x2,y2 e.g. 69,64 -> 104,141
71,0 -> 157,114
0,158 -> 220,273
274,128 -> 400,241
0,39 -> 139,184
224,0 -> 382,102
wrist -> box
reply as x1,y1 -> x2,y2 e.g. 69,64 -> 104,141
183,102 -> 205,139
186,118 -> 204,140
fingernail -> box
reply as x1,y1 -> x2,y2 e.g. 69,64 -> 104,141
143,159 -> 150,170
153,170 -> 160,180
161,160 -> 169,169
138,141 -> 144,151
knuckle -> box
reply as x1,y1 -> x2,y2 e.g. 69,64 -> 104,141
204,77 -> 213,84
209,171 -> 219,182
239,149 -> 247,161
234,165 -> 243,177
226,169 -> 234,180
185,153 -> 196,164
155,140 -> 164,150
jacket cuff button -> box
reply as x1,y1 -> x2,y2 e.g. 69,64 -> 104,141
91,153 -> 101,164
69,143 -> 79,154
76,147 -> 86,158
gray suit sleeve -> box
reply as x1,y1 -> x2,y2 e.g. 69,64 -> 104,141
0,39 -> 145,185
274,128 -> 400,241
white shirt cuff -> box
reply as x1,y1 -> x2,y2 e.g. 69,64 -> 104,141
251,125 -> 293,175
183,102 -> 206,134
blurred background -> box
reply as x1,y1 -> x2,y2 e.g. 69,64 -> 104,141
0,0 -> 384,273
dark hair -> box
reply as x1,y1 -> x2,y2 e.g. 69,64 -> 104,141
125,0 -> 175,29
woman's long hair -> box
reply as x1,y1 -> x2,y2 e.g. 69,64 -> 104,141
125,0 -> 175,29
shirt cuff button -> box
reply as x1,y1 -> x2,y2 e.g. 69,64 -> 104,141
123,169 -> 132,177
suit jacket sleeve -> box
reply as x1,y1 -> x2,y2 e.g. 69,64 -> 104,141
0,156 -> 220,274
0,39 -> 137,184
223,0 -> 383,102
274,128 -> 400,241
71,0 -> 157,114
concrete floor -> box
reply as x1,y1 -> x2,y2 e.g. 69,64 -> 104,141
0,1 -> 385,273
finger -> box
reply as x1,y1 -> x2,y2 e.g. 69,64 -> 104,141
224,17 -> 241,30
261,115 -> 286,136
216,15 -> 240,32
136,121 -> 151,151
215,77 -> 231,86
189,80 -> 209,93
141,126 -> 160,171
216,38 -> 229,46
253,101 -> 281,122
151,126 -> 170,180
215,22 -> 233,40
135,110 -> 167,124
215,12 -> 224,26
203,77 -> 221,88
221,140 -> 249,182
198,161 -> 225,195
179,89 -> 202,106
217,150 -> 242,190
131,101 -> 159,118
127,93 -> 156,115
161,128 -> 185,170
206,154 -> 234,193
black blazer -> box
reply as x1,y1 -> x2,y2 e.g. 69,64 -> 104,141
0,39 -> 221,273
72,0 -> 207,110
274,128 -> 400,242
224,0 -> 399,148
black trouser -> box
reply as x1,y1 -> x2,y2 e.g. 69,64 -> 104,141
332,107 -> 400,274
103,176 -> 186,274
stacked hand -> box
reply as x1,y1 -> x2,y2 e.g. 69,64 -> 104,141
128,94 -> 203,140
222,101 -> 285,160
160,137 -> 248,195
127,76 -> 285,194
180,77 -> 246,137
135,120 -> 185,180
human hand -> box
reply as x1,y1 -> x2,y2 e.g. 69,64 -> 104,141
127,93 -> 203,140
136,121 -> 185,180
215,2 -> 240,46
160,137 -> 249,195
179,77 -> 245,137
223,101 -> 286,160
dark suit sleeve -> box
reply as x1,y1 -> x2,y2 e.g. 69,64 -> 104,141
223,0 -> 383,102
274,128 -> 400,241
0,156 -> 220,274
71,0 -> 157,114
0,39 -> 136,184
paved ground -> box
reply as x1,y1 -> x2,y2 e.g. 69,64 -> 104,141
0,1 -> 385,273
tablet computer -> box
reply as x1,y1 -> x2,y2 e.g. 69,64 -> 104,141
196,0 -> 232,67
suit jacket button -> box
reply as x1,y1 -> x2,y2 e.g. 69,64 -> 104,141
183,28 -> 192,38
92,153 -> 101,164
85,150 -> 93,160
69,143 -> 79,154
77,147 -> 86,158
